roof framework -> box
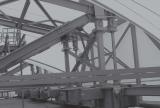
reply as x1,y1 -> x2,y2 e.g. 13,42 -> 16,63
0,0 -> 159,89
0,0 -> 160,107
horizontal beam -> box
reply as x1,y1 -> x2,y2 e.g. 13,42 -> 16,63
125,85 -> 160,96
39,0 -> 125,26
0,14 -> 53,34
0,14 -> 88,39
58,88 -> 103,102
40,0 -> 94,13
0,67 -> 160,88
0,14 -> 90,72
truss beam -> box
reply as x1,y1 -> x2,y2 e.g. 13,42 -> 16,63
71,35 -> 96,72
68,50 -> 98,71
0,15 -> 52,34
0,67 -> 160,88
0,14 -> 88,41
17,0 -> 30,28
35,0 -> 57,26
105,24 -> 131,69
40,0 -> 94,13
131,24 -> 141,85
0,14 -> 91,72
125,86 -> 160,96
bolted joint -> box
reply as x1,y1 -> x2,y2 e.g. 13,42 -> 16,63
95,19 -> 105,31
107,16 -> 118,32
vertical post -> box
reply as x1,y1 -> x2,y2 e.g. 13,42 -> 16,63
2,92 -> 3,98
20,62 -> 23,76
94,5 -> 105,70
30,64 -> 35,75
21,89 -> 24,108
111,32 -> 117,70
111,32 -> 119,84
107,15 -> 121,108
130,24 -> 140,84
107,15 -> 119,84
44,69 -> 48,74
90,47 -> 95,71
7,91 -> 9,98
62,36 -> 70,73
94,6 -> 106,107
103,89 -> 114,108
131,24 -> 141,106
90,47 -> 97,85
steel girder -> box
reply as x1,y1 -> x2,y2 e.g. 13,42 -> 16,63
40,0 -> 94,13
0,14 -> 57,34
0,14 -> 88,42
0,67 -> 160,88
88,0 -> 160,40
40,0 -> 125,25
125,85 -> 160,96
17,0 -> 30,29
0,15 -> 52,34
0,14 -> 91,72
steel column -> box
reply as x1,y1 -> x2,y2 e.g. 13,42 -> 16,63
94,5 -> 105,70
131,24 -> 141,84
103,89 -> 114,108
62,36 -> 70,73
111,32 -> 119,84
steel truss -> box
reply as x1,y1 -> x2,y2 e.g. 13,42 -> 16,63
0,0 -> 160,108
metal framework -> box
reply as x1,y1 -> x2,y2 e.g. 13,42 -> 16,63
0,0 -> 160,108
